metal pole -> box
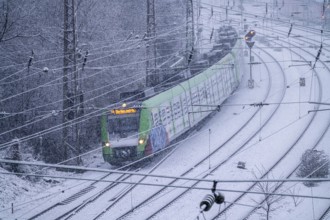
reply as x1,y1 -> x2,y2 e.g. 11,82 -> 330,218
249,47 -> 252,81
299,84 -> 301,119
259,105 -> 262,141
311,187 -> 316,220
63,0 -> 78,163
146,0 -> 157,87
248,46 -> 254,88
208,129 -> 211,169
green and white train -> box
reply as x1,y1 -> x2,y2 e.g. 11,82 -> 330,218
101,31 -> 244,165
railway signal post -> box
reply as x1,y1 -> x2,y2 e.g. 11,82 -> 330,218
245,30 -> 256,89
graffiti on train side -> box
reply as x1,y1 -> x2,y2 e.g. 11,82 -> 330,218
149,125 -> 169,152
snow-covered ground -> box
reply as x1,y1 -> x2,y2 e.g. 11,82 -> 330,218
1,1 -> 330,220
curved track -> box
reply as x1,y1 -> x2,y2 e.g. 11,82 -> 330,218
208,40 -> 321,219
194,12 -> 329,219
107,44 -> 287,220
237,22 -> 330,220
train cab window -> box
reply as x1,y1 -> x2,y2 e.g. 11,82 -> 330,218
108,115 -> 139,134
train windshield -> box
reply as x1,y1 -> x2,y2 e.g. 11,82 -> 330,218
108,115 -> 139,134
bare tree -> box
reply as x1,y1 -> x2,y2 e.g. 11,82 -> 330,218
3,138 -> 22,173
287,186 -> 304,207
0,0 -> 40,43
251,168 -> 284,220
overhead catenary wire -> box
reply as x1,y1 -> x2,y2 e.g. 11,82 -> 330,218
0,170 -> 329,200
0,0 -> 324,163
0,24 -> 190,93
0,40 -> 142,102
0,21 -> 189,71
1,9 -> 324,100
0,49 -> 320,161
3,150 -> 329,217
0,40 -> 218,147
1,159 -> 330,185
1,34 -> 328,215
1,24 -> 300,124
0,34 -> 192,104
1,2 -> 328,215
0,46 -> 318,165
0,41 -> 215,137
0,16 -> 227,141
0,57 -> 234,120
0,22 -> 186,58
0,126 -> 210,215
0,29 -> 198,109
196,0 -> 330,34
0,28 -> 187,87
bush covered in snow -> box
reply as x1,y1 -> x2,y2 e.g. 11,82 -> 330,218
297,149 -> 329,187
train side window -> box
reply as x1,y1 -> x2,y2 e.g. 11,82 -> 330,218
174,101 -> 181,119
192,89 -> 198,104
199,86 -> 205,99
153,111 -> 160,126
166,106 -> 172,125
177,101 -> 182,118
186,92 -> 192,112
171,102 -> 176,120
161,108 -> 166,125
182,97 -> 187,114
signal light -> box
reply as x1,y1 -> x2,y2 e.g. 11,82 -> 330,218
245,30 -> 256,42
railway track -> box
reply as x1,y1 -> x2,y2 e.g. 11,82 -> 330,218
207,40 -> 321,219
198,7 -> 330,220
19,12 -> 328,220
40,46 -> 275,220
25,168 -> 135,220
236,22 -> 330,220
65,146 -> 181,220
99,44 -> 288,220
319,205 -> 330,220
141,49 -> 287,220
191,14 -> 329,219
23,146 -> 179,220
42,51 -> 275,220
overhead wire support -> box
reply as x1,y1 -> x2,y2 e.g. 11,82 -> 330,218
63,0 -> 81,164
288,60 -> 312,67
82,50 -> 88,71
27,50 -> 34,73
309,101 -> 330,106
249,102 -> 270,107
308,108 -> 330,113
146,0 -> 157,87
312,43 -> 323,69
186,0 -> 195,66
287,23 -> 293,37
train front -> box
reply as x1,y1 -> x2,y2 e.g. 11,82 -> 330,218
101,102 -> 144,165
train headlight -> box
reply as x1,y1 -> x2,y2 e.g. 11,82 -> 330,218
105,142 -> 110,147
138,138 -> 145,145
